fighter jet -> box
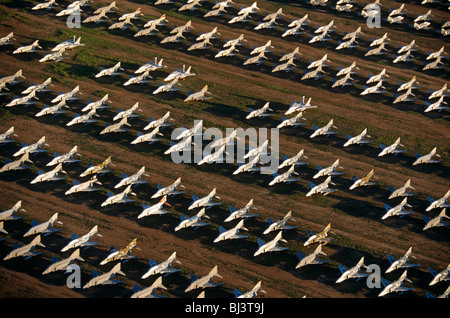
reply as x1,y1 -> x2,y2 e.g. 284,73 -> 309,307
95,62 -> 124,78
388,179 -> 416,199
234,281 -> 266,298
52,36 -> 84,52
349,168 -> 377,190
313,159 -> 344,179
12,40 -> 42,54
237,2 -> 259,16
306,176 -> 338,197
169,20 -> 194,36
185,265 -> 223,293
423,57 -> 445,70
246,102 -> 273,120
51,85 -> 82,104
65,176 -> 102,195
250,40 -> 274,55
367,68 -> 389,84
184,85 -> 212,102
83,11 -> 110,24
13,136 -> 49,157
215,44 -> 239,58
179,0 -> 203,12
46,146 -> 81,166
35,103 -> 67,118
223,34 -> 247,48
365,43 -> 389,57
99,238 -> 140,265
42,249 -> 85,275
360,81 -> 386,96
137,195 -> 172,219
254,16 -> 278,31
378,270 -> 414,297
196,27 -> 221,42
22,77 -> 54,95
378,137 -> 406,157
0,69 -> 25,86
344,128 -> 371,147
310,119 -> 338,138
336,61 -> 359,77
288,14 -> 311,28
428,83 -> 449,100
66,109 -> 100,127
381,198 -> 414,220
428,264 -> 450,286
174,208 -> 210,232
243,51 -> 268,66
295,244 -> 328,269
282,25 -> 304,37
0,200 -> 26,222
224,199 -> 258,222
331,73 -> 355,88
285,97 -> 318,115
393,51 -> 415,64
232,154 -> 261,176
0,152 -> 33,173
144,13 -> 169,29
93,1 -> 118,15
113,102 -> 142,121
278,149 -> 308,170
131,277 -> 167,298
197,144 -> 228,166
174,120 -> 204,141
30,163 -> 66,185
188,188 -> 221,210
385,247 -> 419,273
164,136 -> 193,155
214,219 -> 249,243
101,184 -> 136,207
269,165 -> 300,186
336,257 -> 369,283
141,251 -> 181,279
161,30 -> 186,44
6,91 -> 39,107
151,177 -> 185,199
60,225 -> 102,252
123,71 -> 152,86
187,38 -> 214,52
153,79 -> 182,95
118,7 -> 143,21
114,166 -> 149,189
0,32 -> 15,46
426,190 -> 450,212
254,231 -> 288,257
81,94 -> 112,112
424,97 -> 449,113
135,58 -> 166,74
3,235 -> 45,261
23,213 -> 63,237
100,117 -> 131,135
393,87 -> 416,104
303,223 -> 335,246
83,263 -> 126,289
0,126 -> 18,146
263,211 -> 297,235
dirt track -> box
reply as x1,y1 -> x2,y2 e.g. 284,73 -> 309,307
0,0 -> 449,299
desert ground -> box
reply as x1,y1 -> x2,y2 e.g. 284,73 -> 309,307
0,0 -> 449,300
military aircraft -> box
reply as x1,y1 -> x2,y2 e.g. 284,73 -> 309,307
196,26 -> 221,42
22,77 -> 54,95
349,168 -> 377,190
161,30 -> 186,44
185,265 -> 223,293
215,44 -> 239,58
336,257 -> 369,283
428,264 -> 450,286
0,152 -> 33,173
66,109 -> 100,127
243,140 -> 269,161
237,2 -> 260,16
0,200 -> 26,222
250,40 -> 274,55
382,198 -> 414,220
428,83 -> 449,99
30,163 -> 66,184
164,136 -> 193,155
0,32 -> 15,46
51,85 -> 82,104
6,91 -> 39,108
101,184 -> 136,207
0,126 -> 18,146
254,16 -> 278,31
184,85 -> 212,102
288,14 -> 311,28
424,96 -> 449,113
423,57 -> 445,71
360,81 -> 386,95
0,69 -> 25,86
151,177 -> 185,199
295,244 -> 328,269
153,79 -> 182,95
234,281 -> 266,298
35,104 -> 69,118
388,179 -> 416,199
52,36 -> 84,52
113,102 -> 142,122
223,34 -> 247,48
335,36 -> 359,51
393,51 -> 415,64
55,2 -> 82,17
188,188 -> 221,210
303,223 -> 335,246
13,136 -> 49,157
60,225 -> 102,252
243,51 -> 268,66
232,154 -> 261,176
95,62 -> 124,78
99,238 -> 140,265
272,57 -> 297,73
100,117 -> 131,135
214,219 -> 249,243
197,144 -> 228,165
378,270 -> 414,297
179,0 -> 203,12
135,24 -> 160,37
310,119 -> 338,138
170,20 -> 194,35
378,137 -> 406,157
365,43 -> 389,57
343,128 -> 371,147
83,263 -> 126,289
393,87 -> 416,104
269,165 -> 300,186
114,166 -> 149,189
144,13 -> 169,29
426,190 -> 450,212
331,73 -> 355,88
42,248 -> 85,275
23,213 -> 63,238
313,159 -> 344,179
174,208 -> 210,232
93,1 -> 118,15
386,247 -> 420,274
137,195 -> 172,219
285,96 -> 318,115
263,211 -> 297,235
254,231 -> 288,257
3,235 -> 46,261
282,24 -> 304,38
367,68 -> 389,84
302,65 -> 327,81
141,251 -> 181,279
118,7 -> 143,21
83,11 -> 110,24
131,277 -> 167,298
143,111 -> 174,131
224,199 -> 259,222
187,38 -> 213,51
336,61 -> 359,77
46,146 -> 81,167
123,71 -> 152,86
279,47 -> 302,62
306,176 -> 338,197
278,149 -> 308,170
246,102 -> 273,120
81,94 -> 112,112
12,40 -> 42,54
65,176 -> 102,195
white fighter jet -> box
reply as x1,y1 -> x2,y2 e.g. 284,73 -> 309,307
46,146 -> 81,166
101,184 -> 136,207
382,198 -> 414,220
42,249 -> 85,275
13,136 -> 49,157
378,137 -> 406,157
366,68 -> 389,84
295,244 -> 328,269
285,97 -> 318,115
184,85 -> 212,102
161,30 -> 186,44
131,277 -> 167,298
428,83 -> 449,100
331,73 -> 355,88
114,166 -> 149,189
151,177 -> 185,199
95,62 -> 124,78
30,163 -> 67,184
35,104 -> 69,118
93,1 -> 118,15
81,94 -> 112,112
360,81 -> 386,95
237,2 -> 260,16
224,199 -> 258,222
185,265 -> 223,293
135,58 -> 166,74
65,176 -> 102,195
83,11 -> 110,24
310,119 -> 338,138
99,238 -> 140,266
425,190 -> 450,212
343,128 -> 371,147
174,208 -> 210,232
254,231 -> 288,257
153,79 -> 182,95
60,225 -> 102,252
66,109 -> 100,127
0,69 -> 25,86
6,91 -> 39,107
99,117 -> 131,135
12,40 -> 42,54
143,111 -> 174,131
164,136 -> 193,155
306,176 -> 338,197
263,211 -> 297,235
214,219 -> 249,243
51,85 -> 82,104
144,13 -> 169,28
223,34 -> 247,48
188,188 -> 221,210
250,40 -> 274,55
246,102 -> 273,120
23,213 -> 63,237
388,179 -> 415,199
385,247 -> 419,273
0,152 -> 33,173
3,235 -> 45,261
303,223 -> 335,246
277,149 -> 308,170
243,51 -> 268,66
336,257 -> 369,283
0,32 -> 15,46
0,126 -> 18,146
424,97 -> 449,113
232,154 -> 261,176
83,263 -> 126,289
234,280 -> 266,298
413,147 -> 441,166
113,102 -> 142,121
118,7 -> 143,21
123,71 -> 152,86
269,165 -> 300,186
313,159 -> 344,179
378,271 -> 414,297
22,77 -> 54,95
137,195 -> 172,219
0,200 -> 26,222
141,251 -> 181,279
428,264 -> 450,286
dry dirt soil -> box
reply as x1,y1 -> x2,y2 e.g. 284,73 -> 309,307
0,0 -> 449,300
